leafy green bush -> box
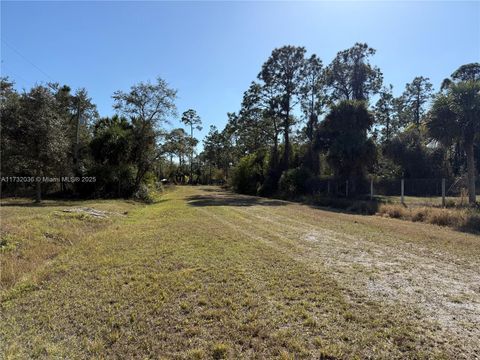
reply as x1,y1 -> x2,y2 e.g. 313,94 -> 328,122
133,183 -> 154,204
278,167 -> 312,196
231,153 -> 265,195
83,164 -> 136,198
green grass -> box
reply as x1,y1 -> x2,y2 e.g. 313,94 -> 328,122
0,199 -> 138,289
1,187 -> 479,358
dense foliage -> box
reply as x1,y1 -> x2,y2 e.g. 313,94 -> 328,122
203,45 -> 478,204
1,46 -> 478,204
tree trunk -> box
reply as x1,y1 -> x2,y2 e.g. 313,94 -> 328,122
272,136 -> 278,168
465,138 -> 477,205
118,178 -> 121,197
310,144 -> 320,175
134,164 -> 148,192
283,108 -> 290,170
415,95 -> 420,126
74,104 -> 81,172
190,124 -> 194,185
386,117 -> 390,142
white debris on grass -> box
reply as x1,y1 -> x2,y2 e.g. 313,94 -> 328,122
60,207 -> 124,218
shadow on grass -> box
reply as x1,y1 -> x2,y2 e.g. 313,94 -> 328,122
186,193 -> 288,207
150,199 -> 169,205
196,187 -> 222,193
187,188 -> 379,212
305,196 -> 381,216
188,189 -> 480,235
0,200 -> 79,207
0,197 -> 152,208
456,215 -> 480,235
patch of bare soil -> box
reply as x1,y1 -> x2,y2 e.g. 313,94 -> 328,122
245,206 -> 479,358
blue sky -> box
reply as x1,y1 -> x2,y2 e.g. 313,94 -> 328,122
1,1 -> 479,146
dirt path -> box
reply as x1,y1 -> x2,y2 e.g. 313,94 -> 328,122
187,187 -> 480,357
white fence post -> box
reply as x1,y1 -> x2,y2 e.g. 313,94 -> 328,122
370,178 -> 374,200
401,179 -> 405,205
442,178 -> 446,207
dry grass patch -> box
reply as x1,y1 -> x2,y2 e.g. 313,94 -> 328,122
0,199 -> 137,292
378,204 -> 480,233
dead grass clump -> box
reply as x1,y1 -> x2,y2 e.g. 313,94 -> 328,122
378,204 -> 480,233
426,208 -> 463,227
379,204 -> 407,219
211,343 -> 229,359
411,207 -> 429,222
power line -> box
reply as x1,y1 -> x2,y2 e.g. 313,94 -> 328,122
1,39 -> 55,82
1,62 -> 31,85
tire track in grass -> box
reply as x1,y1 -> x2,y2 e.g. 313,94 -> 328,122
207,199 -> 480,358
190,203 -> 453,358
190,206 -> 353,358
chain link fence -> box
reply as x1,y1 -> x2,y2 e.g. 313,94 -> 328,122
306,177 -> 480,207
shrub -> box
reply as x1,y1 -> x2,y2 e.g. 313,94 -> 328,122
231,153 -> 265,195
279,167 -> 312,197
83,164 -> 136,198
133,183 -> 154,204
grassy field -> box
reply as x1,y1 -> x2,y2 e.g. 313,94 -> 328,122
1,186 -> 479,359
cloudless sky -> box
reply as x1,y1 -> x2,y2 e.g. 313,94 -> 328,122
1,1 -> 479,147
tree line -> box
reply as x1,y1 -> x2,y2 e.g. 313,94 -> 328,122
0,77 -> 194,202
1,43 -> 479,204
201,44 -> 479,205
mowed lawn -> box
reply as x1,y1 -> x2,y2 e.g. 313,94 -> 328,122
1,186 -> 479,359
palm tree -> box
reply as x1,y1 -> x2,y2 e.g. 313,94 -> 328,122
428,64 -> 480,205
